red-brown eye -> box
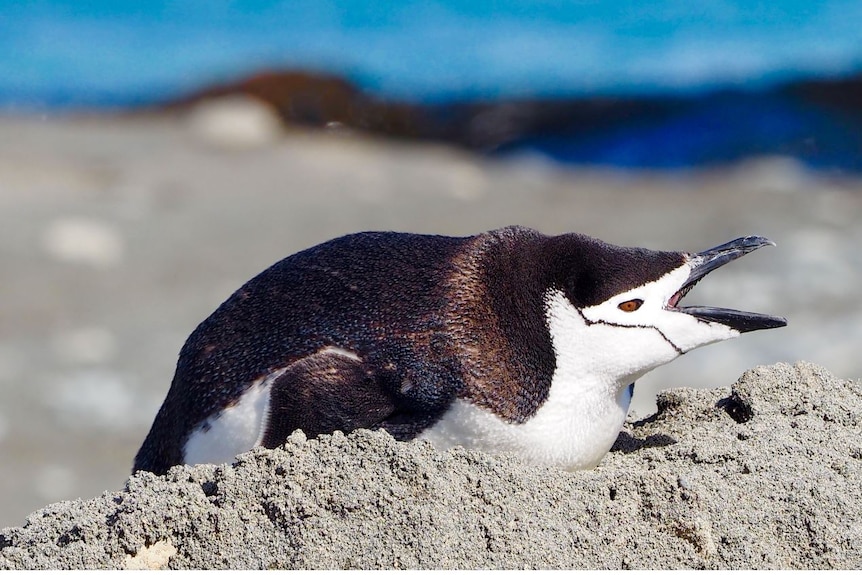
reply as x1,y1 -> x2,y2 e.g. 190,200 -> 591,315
618,299 -> 643,312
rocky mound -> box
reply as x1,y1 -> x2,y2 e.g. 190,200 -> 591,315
1,362 -> 859,569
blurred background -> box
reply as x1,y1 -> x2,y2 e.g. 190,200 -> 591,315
1,1 -> 861,527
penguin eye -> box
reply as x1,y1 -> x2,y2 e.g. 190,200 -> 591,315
618,299 -> 643,312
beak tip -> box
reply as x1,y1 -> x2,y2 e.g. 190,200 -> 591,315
743,235 -> 776,249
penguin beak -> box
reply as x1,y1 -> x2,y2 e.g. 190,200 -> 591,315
668,236 -> 788,333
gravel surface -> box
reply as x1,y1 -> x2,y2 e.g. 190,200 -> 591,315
1,362 -> 859,569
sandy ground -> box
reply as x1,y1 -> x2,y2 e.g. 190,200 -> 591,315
1,362 -> 860,568
0,108 -> 861,529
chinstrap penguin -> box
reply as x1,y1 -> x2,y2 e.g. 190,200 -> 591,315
134,227 -> 786,475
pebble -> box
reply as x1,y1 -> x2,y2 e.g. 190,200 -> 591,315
124,541 -> 177,570
186,95 -> 283,150
41,217 -> 124,268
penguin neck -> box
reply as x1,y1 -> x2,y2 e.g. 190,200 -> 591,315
539,289 -> 640,467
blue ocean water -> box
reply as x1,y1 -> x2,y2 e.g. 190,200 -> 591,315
3,1 -> 861,170
3,0 -> 861,107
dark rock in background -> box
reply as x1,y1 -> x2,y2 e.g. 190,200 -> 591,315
160,69 -> 862,171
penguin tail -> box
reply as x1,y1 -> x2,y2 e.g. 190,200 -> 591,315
132,379 -> 186,475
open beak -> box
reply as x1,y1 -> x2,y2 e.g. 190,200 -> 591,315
668,236 -> 788,333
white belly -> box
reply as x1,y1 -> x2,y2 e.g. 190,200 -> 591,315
182,368 -> 284,466
418,380 -> 632,470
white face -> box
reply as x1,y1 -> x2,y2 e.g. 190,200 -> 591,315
545,261 -> 739,388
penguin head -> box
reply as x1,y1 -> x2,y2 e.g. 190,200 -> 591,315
545,235 -> 787,386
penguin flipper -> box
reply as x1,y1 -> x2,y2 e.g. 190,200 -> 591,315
261,348 -> 397,448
